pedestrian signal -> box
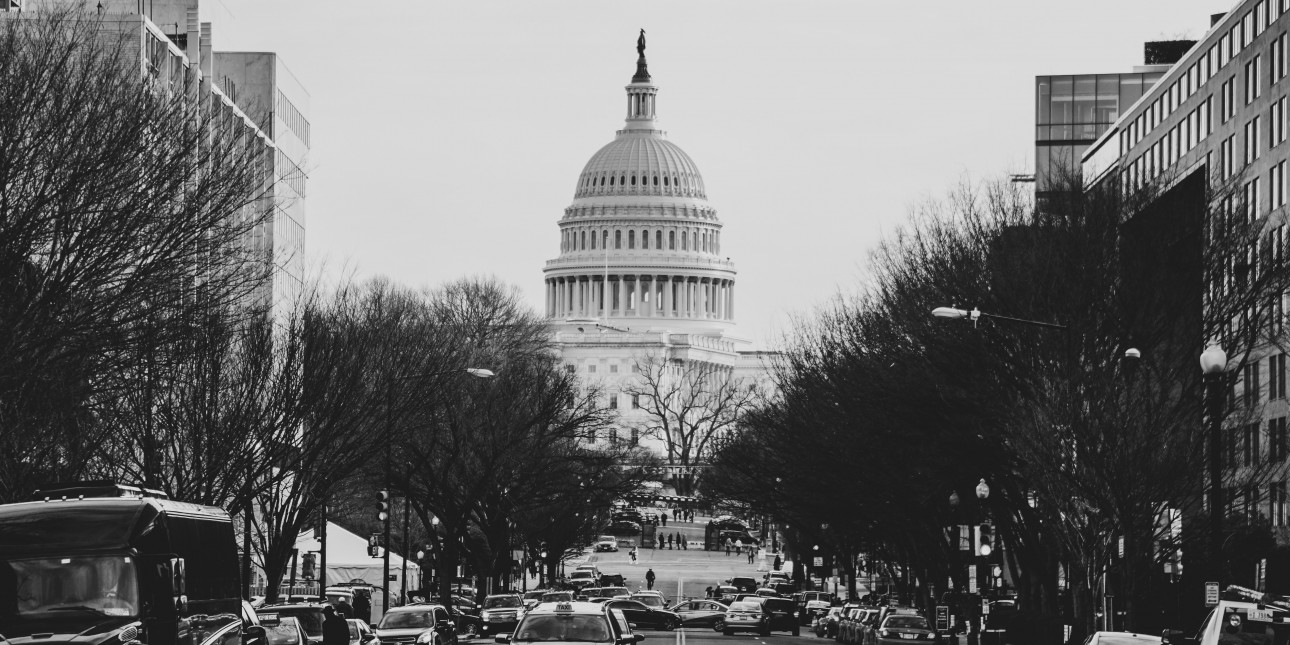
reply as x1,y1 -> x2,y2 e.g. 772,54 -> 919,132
302,552 -> 316,580
977,523 -> 993,557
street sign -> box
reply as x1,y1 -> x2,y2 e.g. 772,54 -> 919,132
1205,581 -> 1220,607
968,566 -> 978,593
388,574 -> 397,581
935,606 -> 949,631
813,557 -> 824,567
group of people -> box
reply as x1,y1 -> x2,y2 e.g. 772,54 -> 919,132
643,508 -> 697,527
655,532 -> 687,549
723,538 -> 759,563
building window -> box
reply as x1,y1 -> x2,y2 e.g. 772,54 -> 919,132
1274,33 -> 1288,83
669,231 -> 675,250
1274,481 -> 1287,527
1273,353 -> 1288,399
1274,164 -> 1287,209
656,230 -> 663,248
631,394 -> 640,409
632,364 -> 640,374
1245,361 -> 1263,408
1223,77 -> 1236,122
629,230 -> 636,249
610,364 -> 618,374
642,230 -> 649,250
609,392 -> 618,410
1247,116 -> 1263,164
588,364 -> 596,374
565,364 -> 575,373
615,230 -> 622,249
1272,417 -> 1288,462
1247,55 -> 1264,104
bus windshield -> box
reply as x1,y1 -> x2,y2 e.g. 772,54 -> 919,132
1,555 -> 140,619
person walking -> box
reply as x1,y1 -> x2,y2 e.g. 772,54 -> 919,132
773,554 -> 782,571
747,547 -> 755,565
322,606 -> 349,645
334,595 -> 354,619
352,590 -> 371,624
631,546 -> 638,564
645,568 -> 656,591
724,539 -> 732,556
661,513 -> 667,527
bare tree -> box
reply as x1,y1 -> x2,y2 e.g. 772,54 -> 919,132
625,352 -> 757,493
0,7 -> 273,502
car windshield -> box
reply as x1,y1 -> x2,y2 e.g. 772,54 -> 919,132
267,620 -> 304,645
1,555 -> 140,619
485,596 -> 522,608
514,615 -> 614,642
542,592 -> 574,602
601,588 -> 627,597
379,610 -> 435,629
571,572 -> 595,579
276,609 -> 323,637
633,596 -> 662,607
730,602 -> 761,612
885,616 -> 930,630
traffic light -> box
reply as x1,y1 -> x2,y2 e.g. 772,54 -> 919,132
377,490 -> 390,522
977,523 -> 994,557
302,552 -> 316,580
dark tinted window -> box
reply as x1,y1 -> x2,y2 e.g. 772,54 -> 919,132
885,616 -> 929,630
763,599 -> 794,612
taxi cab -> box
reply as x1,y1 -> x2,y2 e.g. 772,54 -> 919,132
495,602 -> 644,645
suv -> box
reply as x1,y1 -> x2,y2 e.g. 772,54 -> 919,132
595,536 -> 619,552
374,604 -> 459,645
480,594 -> 524,638
566,570 -> 598,589
760,598 -> 800,636
498,600 -> 644,645
727,577 -> 758,593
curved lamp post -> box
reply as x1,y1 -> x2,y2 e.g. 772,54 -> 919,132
1200,344 -> 1227,582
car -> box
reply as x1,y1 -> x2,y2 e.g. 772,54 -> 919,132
759,598 -> 800,636
722,600 -> 769,636
261,615 -> 308,645
866,613 -> 934,645
836,606 -> 864,644
542,591 -> 576,603
259,605 -> 326,645
1085,633 -> 1162,645
479,594 -> 524,638
727,577 -> 758,593
612,510 -> 646,525
598,574 -> 626,588
522,590 -> 547,609
498,600 -> 642,645
796,591 -> 832,625
348,619 -> 380,645
852,608 -> 881,645
815,607 -> 844,638
373,604 -> 459,645
576,588 -> 602,602
601,598 -> 680,630
567,570 -> 598,589
670,599 -> 729,631
630,593 -> 665,608
598,587 -> 630,599
714,586 -> 740,605
754,587 -> 780,598
607,520 -> 642,535
595,536 -> 619,552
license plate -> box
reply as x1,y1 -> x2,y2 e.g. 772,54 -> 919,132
900,635 -> 919,640
1249,609 -> 1273,622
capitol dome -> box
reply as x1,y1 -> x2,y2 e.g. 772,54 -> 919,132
574,135 -> 707,200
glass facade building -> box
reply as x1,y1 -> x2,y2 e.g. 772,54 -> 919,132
1036,72 -> 1165,192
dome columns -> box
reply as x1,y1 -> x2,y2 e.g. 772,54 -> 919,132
546,274 -> 735,322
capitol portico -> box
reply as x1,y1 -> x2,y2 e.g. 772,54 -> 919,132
543,32 -> 774,469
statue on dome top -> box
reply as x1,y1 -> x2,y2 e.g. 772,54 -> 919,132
633,29 -> 651,83
637,29 -> 646,57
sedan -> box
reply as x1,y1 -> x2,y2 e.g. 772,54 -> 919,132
265,616 -> 308,645
601,599 -> 680,631
670,600 -> 729,631
348,619 -> 379,645
869,614 -> 935,645
722,601 -> 769,636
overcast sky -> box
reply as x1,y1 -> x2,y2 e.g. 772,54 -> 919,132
202,0 -> 1227,348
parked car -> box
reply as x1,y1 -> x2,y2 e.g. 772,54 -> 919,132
853,608 -> 881,645
670,599 -> 729,631
601,599 -> 680,630
595,535 -> 619,552
815,607 -> 844,639
834,605 -> 864,644
347,619 -> 379,645
262,615 -> 308,645
866,613 -> 934,645
373,604 -> 458,645
259,605 -> 325,645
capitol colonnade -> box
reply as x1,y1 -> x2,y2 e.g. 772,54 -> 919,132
545,275 -> 735,321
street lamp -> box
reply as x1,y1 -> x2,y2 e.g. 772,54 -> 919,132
975,479 -> 990,500
384,367 -> 494,615
1200,344 -> 1228,583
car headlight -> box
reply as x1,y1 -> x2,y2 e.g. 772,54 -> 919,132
416,631 -> 435,644
481,611 -> 492,621
879,629 -> 889,637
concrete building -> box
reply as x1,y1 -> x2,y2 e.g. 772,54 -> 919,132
5,0 -> 310,319
1083,0 -> 1290,559
543,36 -> 775,478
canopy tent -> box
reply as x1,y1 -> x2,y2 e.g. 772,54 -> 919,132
294,521 -> 421,597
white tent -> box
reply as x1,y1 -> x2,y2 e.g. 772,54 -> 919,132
295,521 -> 421,597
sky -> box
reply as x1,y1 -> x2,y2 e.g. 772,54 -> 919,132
199,0 -> 1229,349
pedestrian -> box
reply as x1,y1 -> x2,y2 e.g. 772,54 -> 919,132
661,513 -> 667,527
631,546 -> 638,563
725,539 -> 731,556
666,534 -> 672,549
334,595 -> 354,619
322,605 -> 348,645
705,586 -> 713,599
646,568 -> 656,591
352,590 -> 371,624
773,555 -> 782,571
748,548 -> 755,564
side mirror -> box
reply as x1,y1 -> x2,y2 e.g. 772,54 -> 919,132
438,620 -> 454,630
243,625 -> 267,645
495,636 -> 512,644
362,634 -> 376,642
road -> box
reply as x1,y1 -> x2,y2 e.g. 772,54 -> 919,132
644,629 -> 809,645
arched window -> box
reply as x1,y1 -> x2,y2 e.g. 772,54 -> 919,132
610,175 -> 615,186
656,230 -> 663,249
664,176 -> 669,186
591,230 -> 597,250
653,175 -> 659,186
628,230 -> 636,249
702,232 -> 708,252
681,230 -> 688,251
669,231 -> 675,250
692,231 -> 698,250
581,230 -> 586,250
615,230 -> 622,249
620,175 -> 626,186
631,175 -> 637,186
600,176 -> 606,186
641,229 -> 649,250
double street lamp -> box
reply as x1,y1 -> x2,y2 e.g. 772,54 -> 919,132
383,367 -> 494,614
